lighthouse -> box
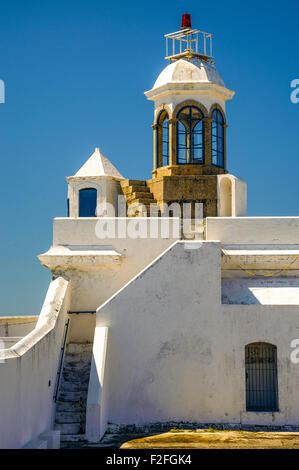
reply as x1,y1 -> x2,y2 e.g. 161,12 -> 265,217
143,14 -> 247,218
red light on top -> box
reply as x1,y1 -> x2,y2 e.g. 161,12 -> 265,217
181,13 -> 191,29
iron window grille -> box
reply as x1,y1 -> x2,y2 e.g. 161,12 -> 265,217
245,342 -> 279,412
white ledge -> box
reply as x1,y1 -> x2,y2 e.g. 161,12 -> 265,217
3,277 -> 69,359
38,245 -> 124,267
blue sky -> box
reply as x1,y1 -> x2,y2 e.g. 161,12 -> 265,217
0,0 -> 299,316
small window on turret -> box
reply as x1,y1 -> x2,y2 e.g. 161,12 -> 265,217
79,188 -> 97,217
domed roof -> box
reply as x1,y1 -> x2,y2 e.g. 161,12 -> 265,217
153,57 -> 225,89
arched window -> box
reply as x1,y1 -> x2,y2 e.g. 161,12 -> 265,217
79,188 -> 97,217
211,109 -> 225,167
177,106 -> 204,164
245,343 -> 279,412
156,110 -> 169,167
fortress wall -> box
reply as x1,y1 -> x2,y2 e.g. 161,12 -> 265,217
0,278 -> 70,449
91,240 -> 299,428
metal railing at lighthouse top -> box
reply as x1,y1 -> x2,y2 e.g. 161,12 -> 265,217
164,27 -> 214,64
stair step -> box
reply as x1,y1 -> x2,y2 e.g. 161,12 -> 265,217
129,198 -> 157,206
126,192 -> 154,203
127,206 -> 161,216
64,352 -> 92,364
54,423 -> 84,435
120,179 -> 147,188
58,391 -> 88,403
67,343 -> 93,354
56,402 -> 87,413
121,185 -> 151,195
61,364 -> 91,374
60,434 -> 86,442
62,361 -> 91,372
54,343 -> 92,437
59,383 -> 89,393
61,371 -> 89,391
55,411 -> 86,424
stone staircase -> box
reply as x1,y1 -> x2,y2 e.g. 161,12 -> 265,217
54,343 -> 92,443
120,179 -> 160,217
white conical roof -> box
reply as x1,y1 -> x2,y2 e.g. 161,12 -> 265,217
153,57 -> 225,89
74,148 -> 124,179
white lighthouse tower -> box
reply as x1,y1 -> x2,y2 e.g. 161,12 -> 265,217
144,13 -> 247,217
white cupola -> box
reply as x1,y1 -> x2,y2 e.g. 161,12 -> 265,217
145,17 -> 235,117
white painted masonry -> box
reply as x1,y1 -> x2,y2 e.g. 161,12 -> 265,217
92,240 -> 299,429
2,18 -> 299,448
217,175 -> 247,217
86,326 -> 109,441
39,217 -> 180,312
0,278 -> 70,448
145,57 -> 235,115
206,217 -> 299,244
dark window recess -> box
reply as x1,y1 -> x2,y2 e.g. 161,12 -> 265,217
245,342 -> 279,412
79,188 -> 97,217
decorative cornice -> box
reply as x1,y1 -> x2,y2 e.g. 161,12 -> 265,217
145,82 -> 235,102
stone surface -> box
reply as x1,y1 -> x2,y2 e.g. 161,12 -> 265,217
54,343 -> 92,435
23,439 -> 47,449
39,430 -> 60,449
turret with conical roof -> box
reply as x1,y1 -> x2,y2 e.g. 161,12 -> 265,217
66,147 -> 124,218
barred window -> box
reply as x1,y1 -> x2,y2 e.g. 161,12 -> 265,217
245,343 -> 279,412
79,188 -> 97,217
211,109 -> 224,167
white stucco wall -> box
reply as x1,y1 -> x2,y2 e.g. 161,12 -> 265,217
222,278 -> 299,305
86,326 -> 109,441
96,241 -> 224,425
234,177 -> 247,217
92,240 -> 299,428
206,217 -> 299,244
0,317 -> 38,337
40,218 -> 179,312
67,313 -> 96,343
0,277 -> 70,449
67,176 -> 121,218
217,175 -> 247,217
